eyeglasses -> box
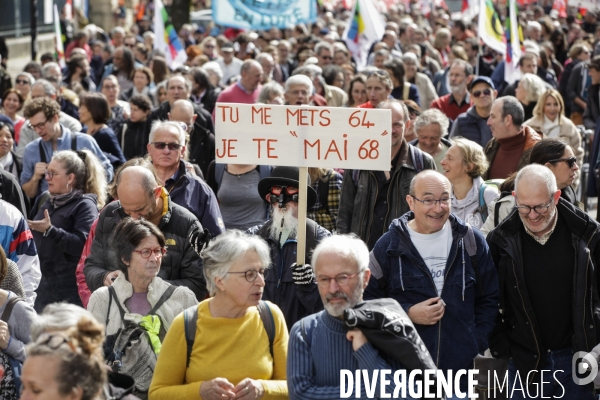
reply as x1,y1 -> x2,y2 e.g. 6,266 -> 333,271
472,89 -> 492,98
270,185 -> 299,195
15,79 -> 30,85
514,196 -> 554,215
45,169 -> 65,179
152,142 -> 183,151
28,119 -> 49,130
410,195 -> 453,207
320,55 -> 332,60
548,156 -> 577,169
227,268 -> 267,282
125,43 -> 135,47
316,271 -> 361,288
35,333 -> 77,352
132,247 -> 167,259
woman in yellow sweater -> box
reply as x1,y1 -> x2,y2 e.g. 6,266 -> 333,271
149,230 -> 289,400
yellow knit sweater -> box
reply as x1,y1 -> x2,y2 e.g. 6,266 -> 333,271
149,299 -> 289,399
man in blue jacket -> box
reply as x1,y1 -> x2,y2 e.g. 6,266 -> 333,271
365,170 -> 499,397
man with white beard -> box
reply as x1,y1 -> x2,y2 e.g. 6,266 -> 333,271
248,166 -> 331,331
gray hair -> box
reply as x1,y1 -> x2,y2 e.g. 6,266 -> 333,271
16,72 -> 35,85
374,49 -> 391,59
311,234 -> 369,274
449,59 -> 473,77
315,41 -> 333,56
258,81 -> 285,103
30,303 -> 98,341
414,108 -> 449,137
42,62 -> 61,79
378,99 -> 410,123
284,74 -> 314,94
111,26 -> 125,36
293,65 -> 323,79
519,73 -> 547,104
143,31 -> 155,39
498,96 -> 525,127
32,79 -> 57,97
202,61 -> 223,81
149,120 -> 187,145
167,75 -> 192,94
514,164 -> 557,197
402,52 -> 419,65
202,230 -> 271,296
255,52 -> 274,65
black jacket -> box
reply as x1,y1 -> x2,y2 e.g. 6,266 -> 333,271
486,199 -> 600,382
83,192 -> 208,300
584,83 -> 600,130
0,167 -> 26,216
146,101 -> 215,177
191,87 -> 220,114
119,87 -> 156,105
119,119 -> 148,160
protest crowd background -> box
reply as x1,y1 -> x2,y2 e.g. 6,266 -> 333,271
1,0 -> 600,398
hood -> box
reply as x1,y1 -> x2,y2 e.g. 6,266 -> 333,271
450,176 -> 483,213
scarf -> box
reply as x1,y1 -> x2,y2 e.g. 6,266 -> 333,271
50,189 -> 83,209
543,115 -> 560,138
0,152 -> 13,172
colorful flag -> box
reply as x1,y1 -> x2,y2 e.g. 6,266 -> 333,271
53,4 -> 66,68
504,0 -> 524,85
154,0 -> 187,70
342,0 -> 385,70
478,0 -> 505,55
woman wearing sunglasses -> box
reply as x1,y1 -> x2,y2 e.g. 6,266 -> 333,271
28,150 -> 106,312
150,230 -> 288,400
524,89 -> 583,187
480,139 -> 580,236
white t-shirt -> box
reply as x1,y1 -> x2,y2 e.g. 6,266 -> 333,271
407,220 -> 453,296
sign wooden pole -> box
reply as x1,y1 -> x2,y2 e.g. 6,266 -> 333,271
296,167 -> 308,265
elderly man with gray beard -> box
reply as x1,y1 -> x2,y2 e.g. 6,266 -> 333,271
248,166 -> 330,331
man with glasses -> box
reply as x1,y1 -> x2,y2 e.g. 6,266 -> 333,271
449,76 -> 497,147
338,99 -> 435,250
365,170 -> 499,398
84,164 -> 208,300
315,41 -> 333,67
430,59 -> 473,120
485,96 -> 541,179
487,164 -> 600,399
248,166 -> 330,331
20,97 -> 113,199
146,119 -> 223,236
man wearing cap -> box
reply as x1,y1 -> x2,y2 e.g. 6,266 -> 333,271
449,76 -> 497,147
248,166 -> 330,331
430,59 -> 473,120
216,42 -> 244,87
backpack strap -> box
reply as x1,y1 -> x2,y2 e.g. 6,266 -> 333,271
71,133 -> 77,151
410,145 -> 424,172
120,124 -> 128,152
258,165 -> 272,181
183,305 -> 199,368
108,285 -> 127,321
494,191 -> 512,228
351,169 -> 360,187
147,285 -> 177,315
38,141 -> 47,164
215,164 -> 226,191
317,172 -> 330,215
257,300 -> 275,358
402,83 -> 410,100
463,224 -> 482,296
304,219 -> 319,263
478,182 -> 489,222
0,296 -> 21,322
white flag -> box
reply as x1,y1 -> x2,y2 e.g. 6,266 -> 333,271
53,5 -> 66,68
504,0 -> 523,85
342,0 -> 386,71
154,0 -> 187,70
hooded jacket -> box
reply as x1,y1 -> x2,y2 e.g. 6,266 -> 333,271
449,106 -> 493,147
450,176 -> 499,229
486,198 -> 600,381
483,125 -> 542,180
365,213 -> 499,372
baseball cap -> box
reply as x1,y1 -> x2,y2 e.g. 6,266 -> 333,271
469,76 -> 495,91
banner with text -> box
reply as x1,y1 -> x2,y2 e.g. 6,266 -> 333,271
213,0 -> 318,30
215,103 -> 392,171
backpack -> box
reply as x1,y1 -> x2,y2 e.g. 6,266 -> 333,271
0,296 -> 23,400
104,285 -> 176,399
477,179 -> 504,222
182,300 -> 275,368
352,145 -> 424,186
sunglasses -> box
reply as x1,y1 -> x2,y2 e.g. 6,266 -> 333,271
15,79 -> 30,85
320,55 -> 332,60
472,89 -> 492,98
549,156 -> 577,169
152,142 -> 182,151
270,185 -> 299,195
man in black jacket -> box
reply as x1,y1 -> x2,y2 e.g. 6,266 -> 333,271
145,75 -> 214,177
487,164 -> 600,399
84,165 -> 207,300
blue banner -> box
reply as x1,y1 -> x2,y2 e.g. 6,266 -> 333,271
213,0 -> 318,30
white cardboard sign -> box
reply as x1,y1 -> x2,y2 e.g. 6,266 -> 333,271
214,103 -> 392,171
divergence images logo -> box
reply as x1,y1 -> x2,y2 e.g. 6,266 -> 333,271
572,351 -> 598,386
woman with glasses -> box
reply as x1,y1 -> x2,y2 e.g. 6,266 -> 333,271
199,37 -> 219,61
88,218 -> 197,349
480,139 -> 580,236
357,70 -> 393,109
27,149 -> 107,311
150,230 -> 288,400
440,137 -> 499,229
13,72 -> 35,102
524,89 -> 583,187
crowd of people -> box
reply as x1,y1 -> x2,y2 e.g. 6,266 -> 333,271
0,0 -> 599,398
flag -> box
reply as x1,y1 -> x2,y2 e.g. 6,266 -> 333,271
212,0 -> 317,30
478,0 -> 505,55
504,0 -> 524,85
154,0 -> 187,70
342,0 -> 385,70
552,0 -> 567,18
53,4 -> 66,68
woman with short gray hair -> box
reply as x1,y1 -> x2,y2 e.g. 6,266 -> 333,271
258,81 -> 285,105
150,230 -> 289,400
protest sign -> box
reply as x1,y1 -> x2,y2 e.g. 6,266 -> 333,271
212,0 -> 318,30
214,103 -> 392,171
